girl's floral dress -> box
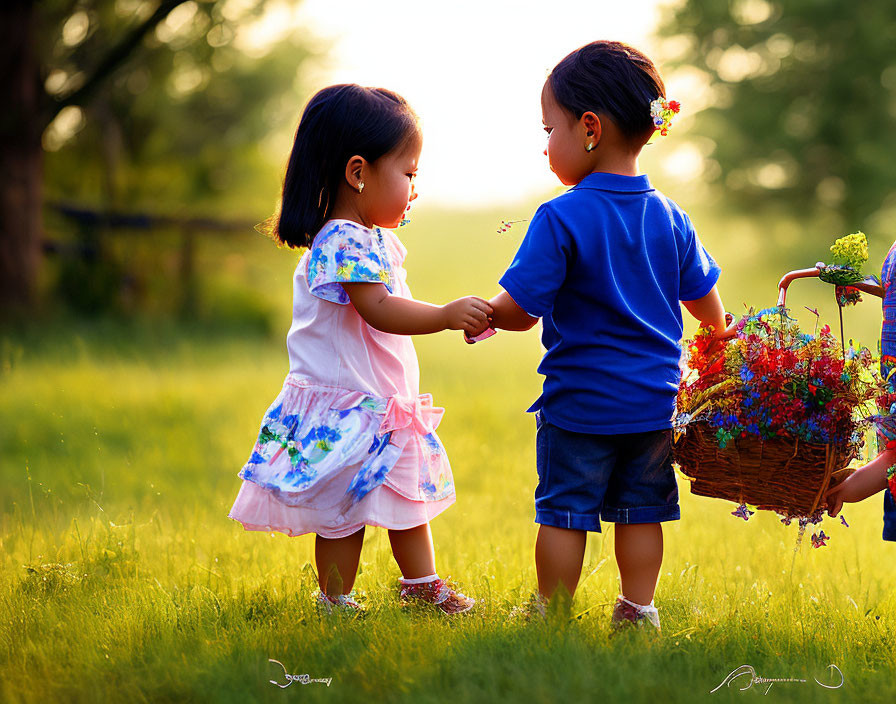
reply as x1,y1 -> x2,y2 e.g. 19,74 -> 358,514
228,220 -> 455,538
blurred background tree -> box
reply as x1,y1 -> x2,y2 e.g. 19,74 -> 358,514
1,0 -> 313,312
658,0 -> 896,232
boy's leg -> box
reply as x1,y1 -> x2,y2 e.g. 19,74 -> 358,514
535,524 -> 587,599
614,522 -> 663,605
388,522 -> 437,579
315,527 -> 365,596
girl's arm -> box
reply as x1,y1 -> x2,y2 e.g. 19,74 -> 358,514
682,286 -> 733,339
342,283 -> 492,336
826,450 -> 894,517
488,290 -> 539,331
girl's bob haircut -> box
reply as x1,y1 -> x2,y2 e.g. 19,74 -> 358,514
548,40 -> 665,141
275,84 -> 419,249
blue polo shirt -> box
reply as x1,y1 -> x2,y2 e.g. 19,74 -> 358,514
499,171 -> 720,434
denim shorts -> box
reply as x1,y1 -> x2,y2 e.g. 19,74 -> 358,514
534,411 -> 680,532
884,489 -> 896,542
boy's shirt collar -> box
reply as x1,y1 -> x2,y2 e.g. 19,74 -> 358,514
572,171 -> 653,194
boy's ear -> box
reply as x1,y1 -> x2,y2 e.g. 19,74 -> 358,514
581,111 -> 602,145
345,156 -> 366,191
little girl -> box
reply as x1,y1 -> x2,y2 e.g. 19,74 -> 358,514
477,41 -> 730,630
228,84 -> 490,614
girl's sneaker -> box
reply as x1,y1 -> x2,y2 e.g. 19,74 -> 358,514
398,577 -> 475,614
610,596 -> 660,633
316,590 -> 365,615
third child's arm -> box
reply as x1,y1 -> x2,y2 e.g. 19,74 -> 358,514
342,283 -> 492,336
488,291 -> 539,331
826,449 -> 894,517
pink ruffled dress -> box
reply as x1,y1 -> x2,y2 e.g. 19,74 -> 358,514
228,220 -> 455,538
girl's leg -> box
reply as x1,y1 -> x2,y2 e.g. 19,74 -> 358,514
535,524 -> 587,599
315,527 -> 365,597
388,523 -> 437,579
614,522 -> 663,605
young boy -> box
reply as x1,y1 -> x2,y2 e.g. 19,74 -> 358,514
478,41 -> 729,630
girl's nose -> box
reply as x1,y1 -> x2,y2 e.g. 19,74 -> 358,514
409,186 -> 418,202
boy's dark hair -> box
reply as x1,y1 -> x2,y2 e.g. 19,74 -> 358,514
548,41 -> 665,141
275,84 -> 419,249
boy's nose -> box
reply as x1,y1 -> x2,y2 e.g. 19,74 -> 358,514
543,147 -> 548,157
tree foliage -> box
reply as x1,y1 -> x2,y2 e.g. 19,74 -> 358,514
659,0 -> 896,227
39,0 -> 314,215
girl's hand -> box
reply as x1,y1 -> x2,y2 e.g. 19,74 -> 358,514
442,296 -> 493,335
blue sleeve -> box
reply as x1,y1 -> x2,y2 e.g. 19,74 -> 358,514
306,222 -> 393,304
678,213 -> 721,301
498,204 -> 570,318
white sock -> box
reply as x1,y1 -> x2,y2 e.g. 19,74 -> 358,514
401,573 -> 439,584
619,595 -> 658,613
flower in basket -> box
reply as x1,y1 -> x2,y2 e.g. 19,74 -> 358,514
678,307 -> 878,448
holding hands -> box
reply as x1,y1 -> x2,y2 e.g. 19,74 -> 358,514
442,296 -> 493,337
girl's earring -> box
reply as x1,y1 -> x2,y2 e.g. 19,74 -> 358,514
357,182 -> 364,193
585,143 -> 594,152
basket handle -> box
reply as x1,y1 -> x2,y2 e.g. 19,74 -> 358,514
776,266 -> 822,307
777,264 -> 885,307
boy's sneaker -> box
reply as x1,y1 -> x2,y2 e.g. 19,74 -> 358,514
399,577 -> 475,614
316,590 -> 365,615
611,596 -> 661,633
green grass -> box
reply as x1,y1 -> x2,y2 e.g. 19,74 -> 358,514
2,203 -> 895,703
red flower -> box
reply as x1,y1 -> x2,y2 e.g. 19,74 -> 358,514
668,101 -> 681,113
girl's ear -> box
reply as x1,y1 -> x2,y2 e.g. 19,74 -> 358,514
581,111 -> 602,148
345,155 -> 366,192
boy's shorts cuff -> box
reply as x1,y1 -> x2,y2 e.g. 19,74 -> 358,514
535,508 -> 602,532
600,504 -> 681,524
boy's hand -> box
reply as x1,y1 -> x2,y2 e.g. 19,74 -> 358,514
705,313 -> 737,355
442,296 -> 493,336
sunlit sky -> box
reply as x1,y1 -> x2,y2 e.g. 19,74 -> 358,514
250,0 -> 697,207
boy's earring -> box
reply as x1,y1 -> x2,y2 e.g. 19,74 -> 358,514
357,182 -> 364,193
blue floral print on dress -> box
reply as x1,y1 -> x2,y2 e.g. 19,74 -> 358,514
239,379 -> 452,508
308,221 -> 394,304
418,433 -> 453,500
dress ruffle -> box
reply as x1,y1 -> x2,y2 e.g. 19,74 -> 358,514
236,375 -> 454,513
228,474 -> 456,539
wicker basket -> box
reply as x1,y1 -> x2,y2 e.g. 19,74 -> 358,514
674,421 -> 857,515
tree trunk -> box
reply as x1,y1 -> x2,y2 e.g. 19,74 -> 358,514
0,0 -> 42,312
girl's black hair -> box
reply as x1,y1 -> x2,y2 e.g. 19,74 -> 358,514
548,41 -> 665,141
275,84 -> 419,248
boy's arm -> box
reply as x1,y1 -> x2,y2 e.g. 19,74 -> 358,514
488,290 -> 539,331
682,286 -> 733,338
342,283 -> 492,336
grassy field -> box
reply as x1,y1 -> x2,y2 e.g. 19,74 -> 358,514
2,203 -> 895,703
